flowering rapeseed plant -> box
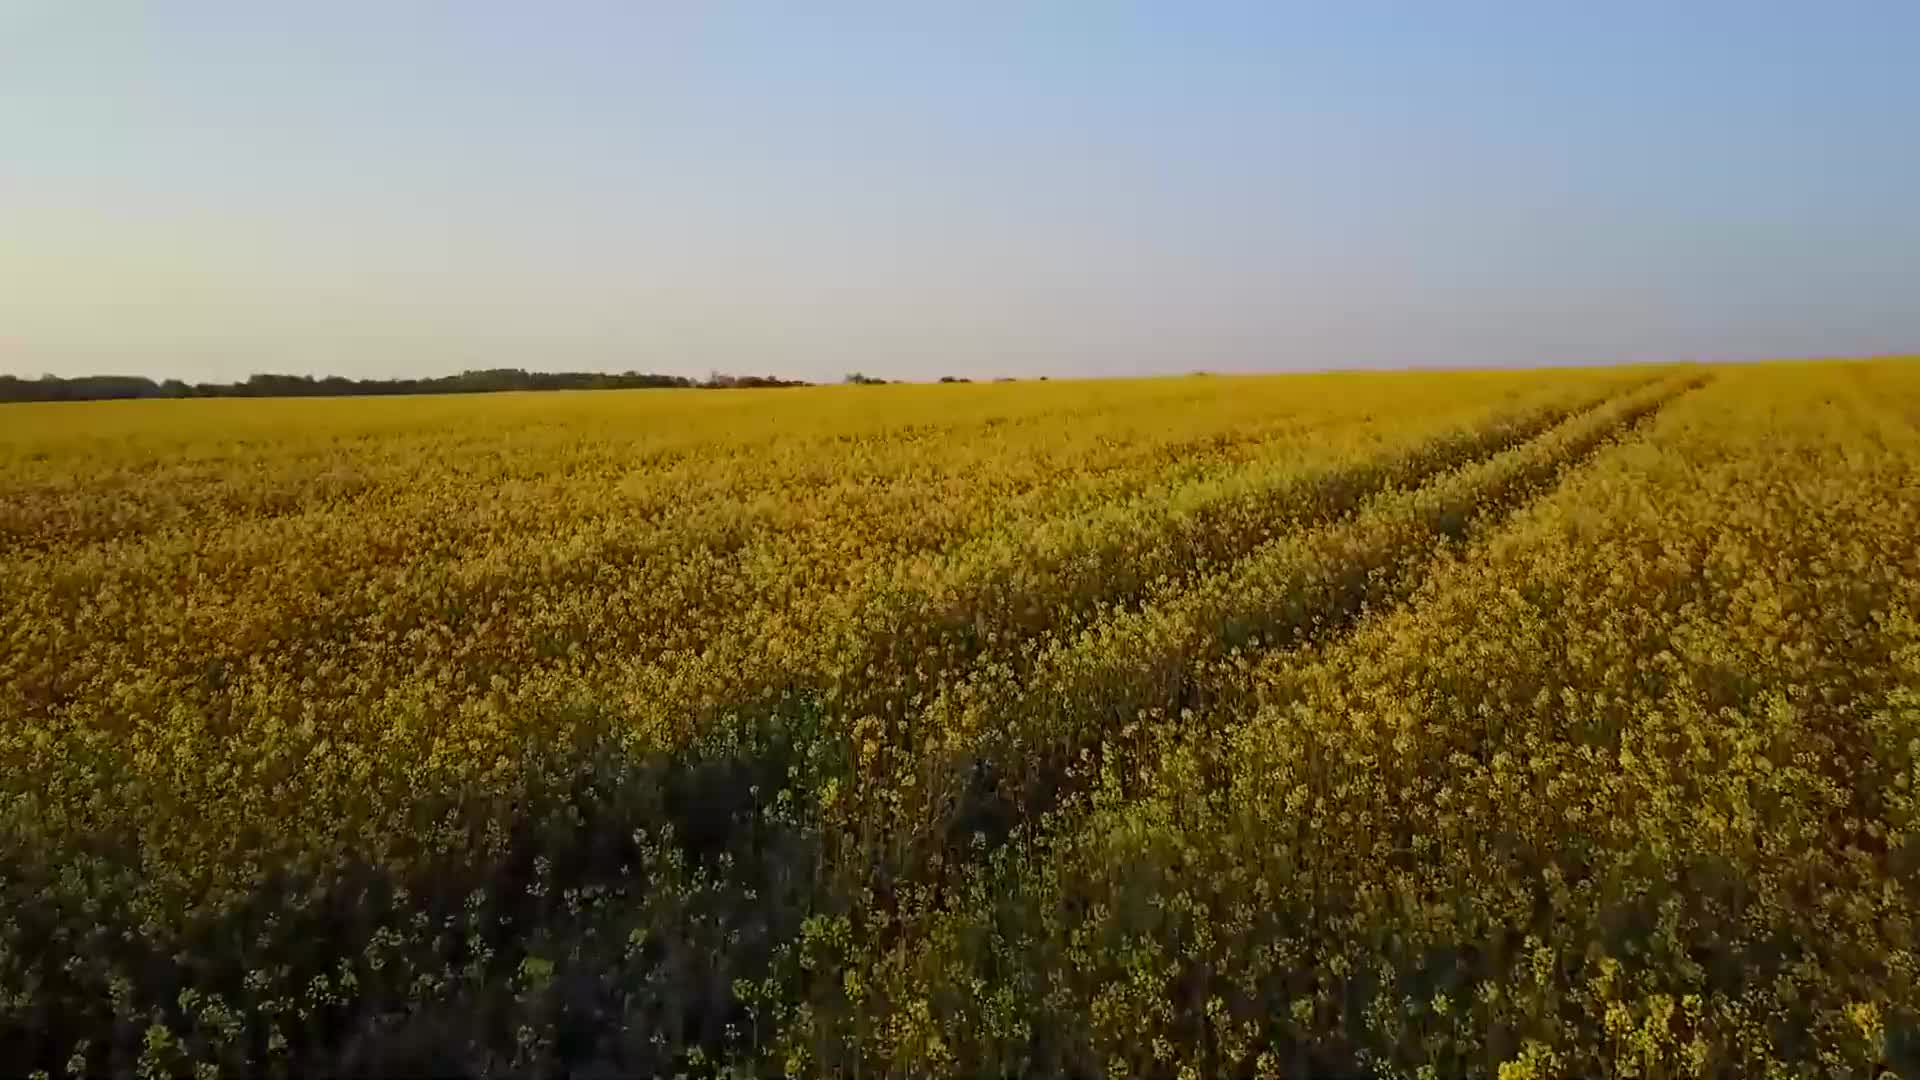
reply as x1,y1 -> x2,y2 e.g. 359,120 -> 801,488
5,364 -> 1910,1077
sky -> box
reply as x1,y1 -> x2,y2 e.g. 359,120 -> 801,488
1,3 -> 1916,384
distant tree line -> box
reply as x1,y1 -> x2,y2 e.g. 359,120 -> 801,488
0,369 -> 811,403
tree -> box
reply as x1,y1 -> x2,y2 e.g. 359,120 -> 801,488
0,369 -> 811,403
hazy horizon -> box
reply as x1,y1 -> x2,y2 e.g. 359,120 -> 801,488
4,4 -> 1917,385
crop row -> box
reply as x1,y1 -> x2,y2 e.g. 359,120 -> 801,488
864,374 -> 1697,874
844,365 -> 1920,1080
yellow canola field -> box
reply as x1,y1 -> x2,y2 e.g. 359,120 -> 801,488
0,363 -> 1912,1078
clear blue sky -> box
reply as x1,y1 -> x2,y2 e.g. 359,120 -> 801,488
2,3 -> 1915,383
